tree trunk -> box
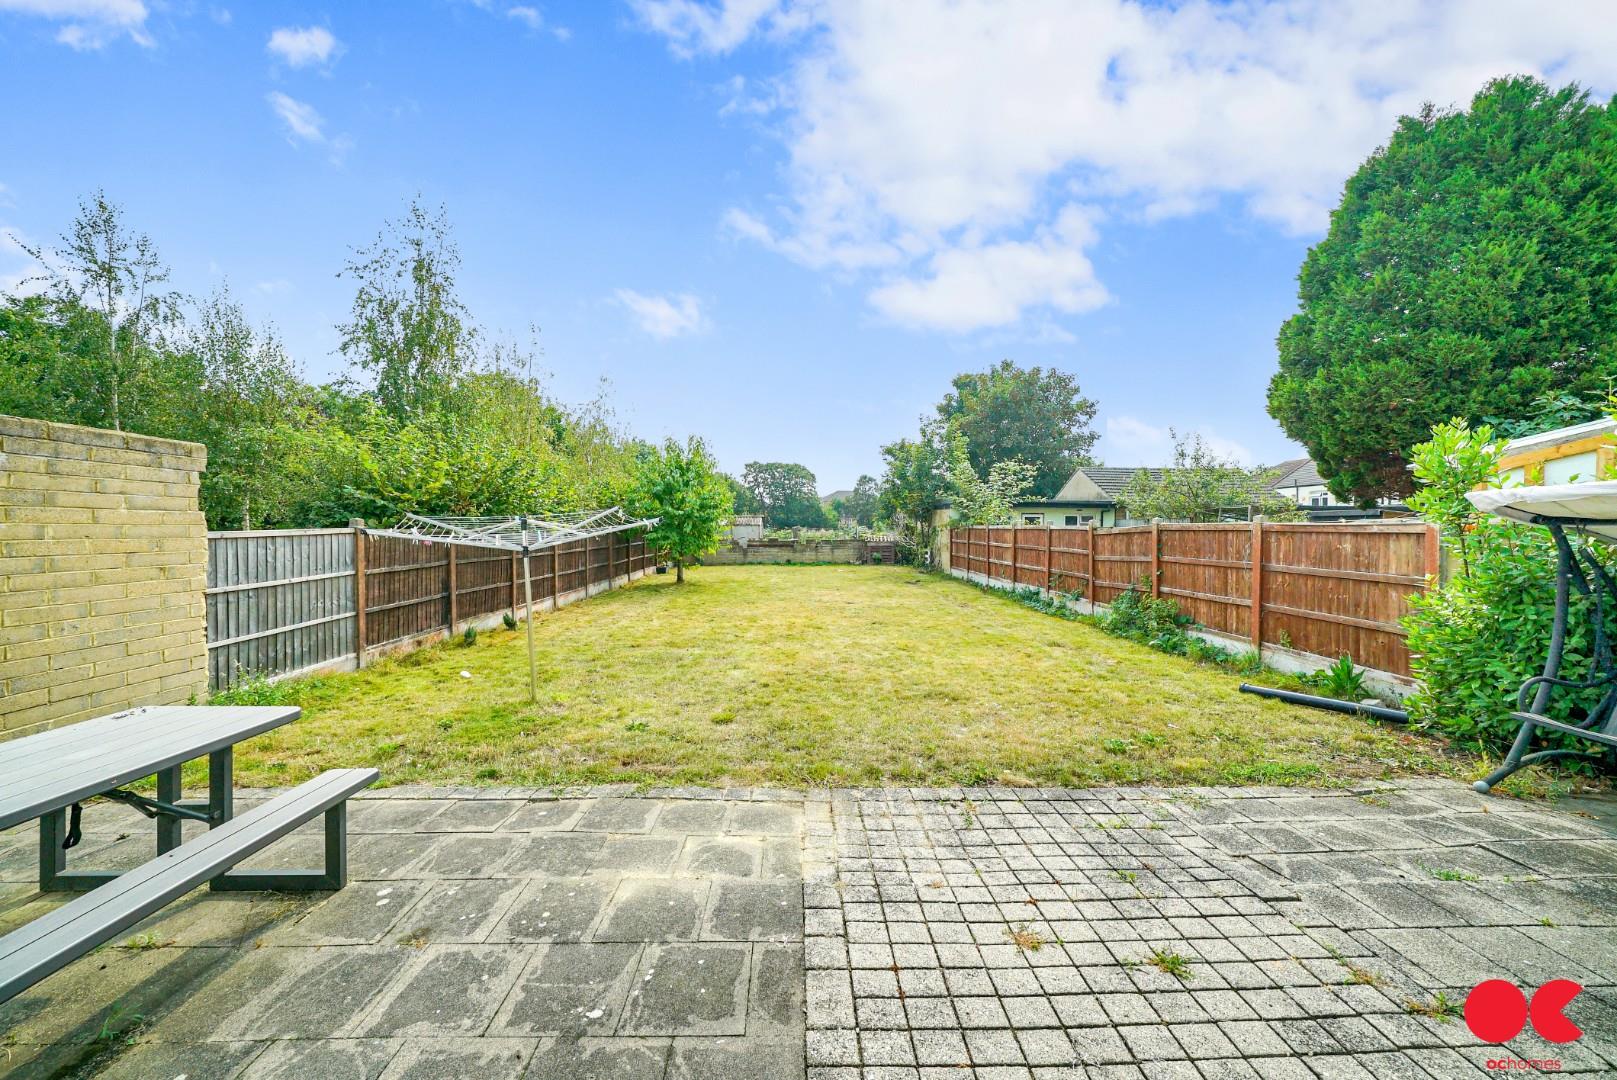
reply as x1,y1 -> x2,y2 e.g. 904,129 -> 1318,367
676,560 -> 685,584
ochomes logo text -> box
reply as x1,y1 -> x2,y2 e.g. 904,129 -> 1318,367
1465,979 -> 1583,1073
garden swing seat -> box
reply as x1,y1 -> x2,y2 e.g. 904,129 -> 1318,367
1468,482 -> 1617,793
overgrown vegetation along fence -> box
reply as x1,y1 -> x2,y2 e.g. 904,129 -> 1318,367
206,527 -> 654,689
949,522 -> 1439,677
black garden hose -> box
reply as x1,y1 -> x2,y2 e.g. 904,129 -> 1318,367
1238,683 -> 1409,723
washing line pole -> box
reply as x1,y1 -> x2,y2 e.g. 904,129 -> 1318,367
520,514 -> 538,704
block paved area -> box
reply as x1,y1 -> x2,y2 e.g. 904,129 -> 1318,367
0,779 -> 1612,1078
807,781 -> 1617,1078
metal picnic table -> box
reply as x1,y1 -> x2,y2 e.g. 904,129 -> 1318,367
1,704 -> 377,1006
0,704 -> 301,892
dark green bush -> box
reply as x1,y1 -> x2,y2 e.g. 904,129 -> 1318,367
1403,418 -> 1617,753
1405,519 -> 1617,751
1100,585 -> 1189,643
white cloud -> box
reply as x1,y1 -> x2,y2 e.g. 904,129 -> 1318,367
265,91 -> 351,163
506,6 -> 542,29
1103,416 -> 1171,464
1103,416 -> 1255,468
464,2 -> 569,40
629,0 -> 782,58
868,206 -> 1108,332
614,290 -> 709,339
1200,434 -> 1256,469
267,25 -> 340,68
638,0 -> 1617,332
0,0 -> 152,48
266,91 -> 325,142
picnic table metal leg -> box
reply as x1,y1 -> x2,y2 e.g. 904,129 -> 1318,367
156,766 -> 183,854
324,801 -> 348,889
209,747 -> 233,826
38,808 -> 66,889
38,807 -> 116,892
211,791 -> 352,893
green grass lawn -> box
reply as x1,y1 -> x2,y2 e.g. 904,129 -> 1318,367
223,564 -> 1469,789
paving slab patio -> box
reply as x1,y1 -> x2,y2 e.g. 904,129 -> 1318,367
0,779 -> 1612,1078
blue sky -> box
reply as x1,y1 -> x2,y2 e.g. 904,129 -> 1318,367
3,2 -> 1615,492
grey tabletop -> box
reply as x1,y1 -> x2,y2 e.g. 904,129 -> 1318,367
0,705 -> 300,831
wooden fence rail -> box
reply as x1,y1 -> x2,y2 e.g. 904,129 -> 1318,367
950,521 -> 1438,677
207,526 -> 654,690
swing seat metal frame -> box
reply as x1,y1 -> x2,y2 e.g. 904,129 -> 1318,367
1474,518 -> 1617,793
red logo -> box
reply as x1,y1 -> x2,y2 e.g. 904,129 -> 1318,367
1465,979 -> 1584,1043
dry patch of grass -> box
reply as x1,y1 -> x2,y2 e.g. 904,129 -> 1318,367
220,565 -> 1462,789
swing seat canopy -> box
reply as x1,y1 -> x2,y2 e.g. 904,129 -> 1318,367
1468,481 -> 1617,541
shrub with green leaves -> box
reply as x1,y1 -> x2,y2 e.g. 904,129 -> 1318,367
1403,419 -> 1617,752
1313,655 -> 1369,701
1101,585 -> 1189,644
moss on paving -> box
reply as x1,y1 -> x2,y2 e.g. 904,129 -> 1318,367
222,565 -> 1466,789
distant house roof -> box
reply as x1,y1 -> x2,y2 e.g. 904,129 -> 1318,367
1269,458 -> 1322,489
820,489 -> 854,506
732,515 -> 764,525
1073,465 -> 1164,497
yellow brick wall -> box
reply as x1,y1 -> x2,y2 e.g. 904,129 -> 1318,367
1,414 -> 208,740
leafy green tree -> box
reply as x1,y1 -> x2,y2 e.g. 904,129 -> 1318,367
176,288 -> 311,529
1482,388 -> 1608,440
723,474 -> 763,516
338,198 -> 476,422
936,359 -> 1098,498
877,424 -> 950,561
0,294 -> 104,425
630,436 -> 733,582
944,434 -> 1037,525
14,190 -> 182,432
741,461 -> 829,528
1116,431 -> 1304,523
0,191 -> 660,531
831,474 -> 880,527
1269,77 -> 1617,502
1405,417 -> 1507,575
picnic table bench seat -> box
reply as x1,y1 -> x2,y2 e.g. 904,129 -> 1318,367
0,767 -> 377,1005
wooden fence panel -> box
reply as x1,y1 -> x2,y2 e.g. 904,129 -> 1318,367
206,529 -> 357,690
363,535 -> 450,650
455,546 -> 515,623
1092,526 -> 1153,606
1259,524 -> 1431,677
556,539 -> 587,597
1049,527 -> 1090,595
1156,524 -> 1252,640
1012,527 -> 1050,588
986,527 -> 1013,582
949,520 -> 1437,677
